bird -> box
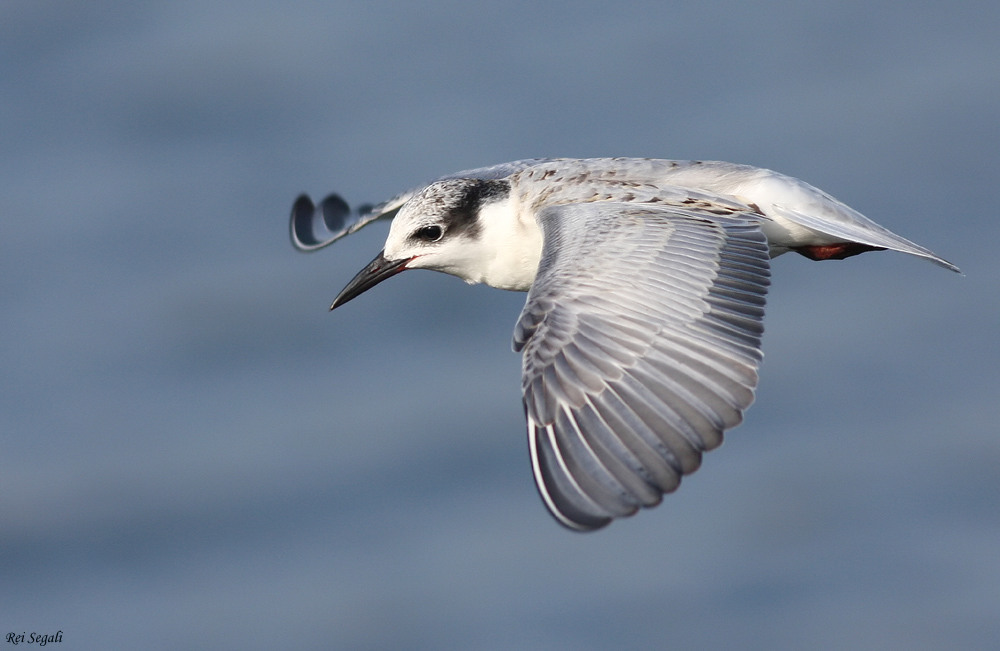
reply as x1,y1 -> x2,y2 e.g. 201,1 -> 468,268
290,157 -> 959,531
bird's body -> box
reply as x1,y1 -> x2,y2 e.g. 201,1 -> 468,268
291,158 -> 958,531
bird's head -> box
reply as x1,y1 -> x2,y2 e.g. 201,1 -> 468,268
330,177 -> 515,309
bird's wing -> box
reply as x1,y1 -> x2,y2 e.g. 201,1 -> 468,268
768,203 -> 961,272
290,192 -> 406,252
514,201 -> 771,530
290,159 -> 552,251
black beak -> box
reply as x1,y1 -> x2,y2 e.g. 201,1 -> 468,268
330,250 -> 411,310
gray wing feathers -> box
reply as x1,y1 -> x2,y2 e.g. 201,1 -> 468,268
515,202 -> 771,530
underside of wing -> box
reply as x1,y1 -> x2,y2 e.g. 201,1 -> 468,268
515,201 -> 771,530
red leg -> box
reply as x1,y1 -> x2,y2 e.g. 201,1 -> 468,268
794,243 -> 886,261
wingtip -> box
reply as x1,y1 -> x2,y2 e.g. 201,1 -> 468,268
937,257 -> 963,275
289,194 -> 315,251
319,193 -> 351,232
915,250 -> 962,274
527,422 -> 615,532
289,193 -> 350,252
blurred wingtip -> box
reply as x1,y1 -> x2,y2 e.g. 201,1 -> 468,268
937,257 -> 963,275
290,194 -> 319,251
290,193 -> 351,252
319,193 -> 351,232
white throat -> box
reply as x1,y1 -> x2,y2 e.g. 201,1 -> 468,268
460,196 -> 542,291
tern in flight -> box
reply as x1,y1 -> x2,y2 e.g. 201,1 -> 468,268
290,158 -> 958,531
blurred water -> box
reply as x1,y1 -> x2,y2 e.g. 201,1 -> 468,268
2,2 -> 998,649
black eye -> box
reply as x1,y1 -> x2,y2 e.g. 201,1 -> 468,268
416,225 -> 443,242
